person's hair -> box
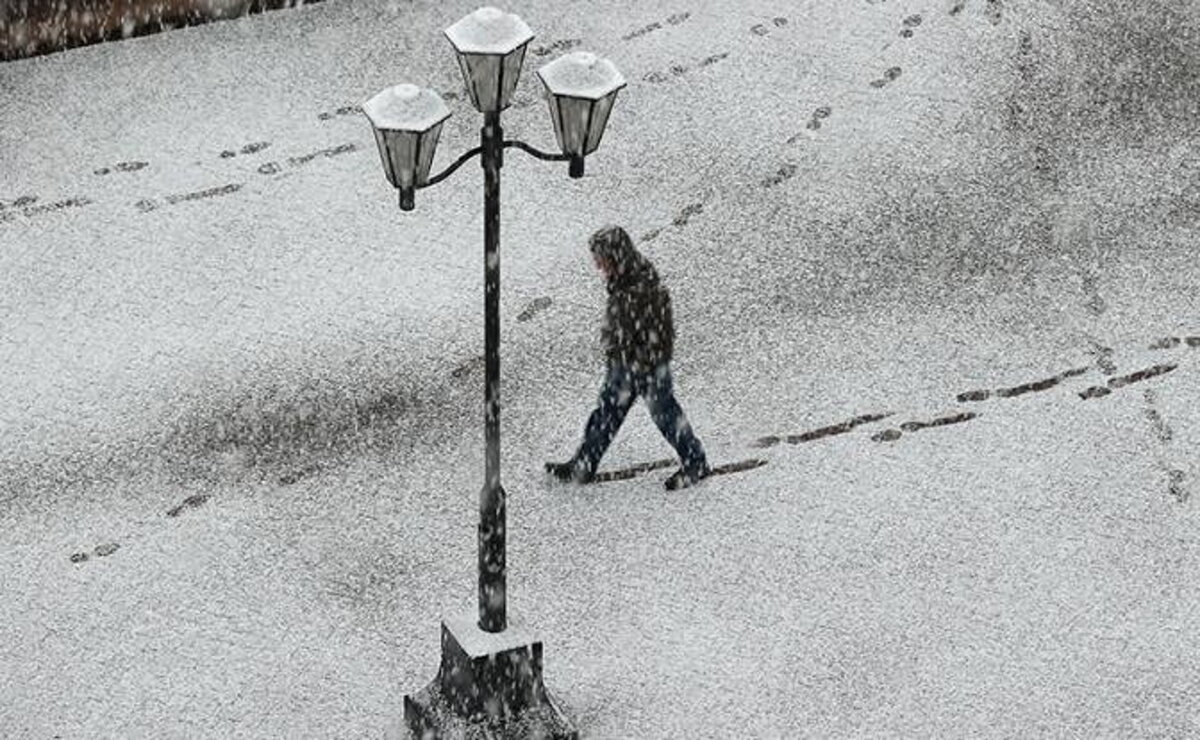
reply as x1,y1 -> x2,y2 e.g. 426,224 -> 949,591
589,224 -> 634,265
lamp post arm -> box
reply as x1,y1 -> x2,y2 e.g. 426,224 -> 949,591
502,139 -> 571,162
417,141 -> 570,195
420,145 -> 485,189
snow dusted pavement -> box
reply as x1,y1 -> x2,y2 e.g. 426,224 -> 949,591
3,0 -> 1200,736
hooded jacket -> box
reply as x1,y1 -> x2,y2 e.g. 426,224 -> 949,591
590,226 -> 675,372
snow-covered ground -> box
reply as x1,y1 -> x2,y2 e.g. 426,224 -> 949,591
2,0 -> 1198,736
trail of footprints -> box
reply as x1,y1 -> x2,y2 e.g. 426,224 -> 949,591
767,338 -> 1195,451
1143,390 -> 1189,503
869,66 -> 904,89
949,0 -> 1002,23
623,11 -> 691,42
750,16 -> 789,37
636,9 -> 795,84
641,200 -> 707,243
448,297 -> 555,381
783,0 -> 1006,148
899,14 -> 923,38
0,196 -> 92,222
4,139 -> 366,221
956,366 -> 1090,403
9,1 -> 1013,228
1078,364 -> 1178,400
0,9 -> 793,225
166,493 -> 211,518
94,160 -> 148,175
642,52 -> 729,84
219,141 -> 270,159
69,542 -> 120,564
66,333 -> 1194,562
47,2 -> 1190,564
516,296 -> 553,323
805,106 -> 833,131
1150,336 -> 1200,350
753,413 -> 893,448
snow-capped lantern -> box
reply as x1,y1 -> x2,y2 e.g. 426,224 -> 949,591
536,51 -> 626,178
363,83 -> 452,211
444,6 -> 534,114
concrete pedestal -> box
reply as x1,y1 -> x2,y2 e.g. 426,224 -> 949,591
403,617 -> 577,740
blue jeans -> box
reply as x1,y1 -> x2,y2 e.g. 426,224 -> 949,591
574,363 -> 708,476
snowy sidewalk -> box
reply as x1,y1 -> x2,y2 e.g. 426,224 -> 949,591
3,0 -> 1199,736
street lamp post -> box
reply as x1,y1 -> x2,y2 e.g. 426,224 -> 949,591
364,6 -> 625,738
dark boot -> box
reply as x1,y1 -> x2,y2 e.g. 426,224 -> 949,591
664,462 -> 711,491
545,460 -> 594,484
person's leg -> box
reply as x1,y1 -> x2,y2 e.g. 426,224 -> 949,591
643,363 -> 708,476
571,365 -> 638,478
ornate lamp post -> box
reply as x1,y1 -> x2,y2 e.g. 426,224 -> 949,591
364,6 -> 625,738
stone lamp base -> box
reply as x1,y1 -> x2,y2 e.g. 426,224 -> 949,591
401,616 -> 577,740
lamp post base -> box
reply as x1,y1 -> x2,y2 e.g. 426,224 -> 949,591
400,617 -> 578,740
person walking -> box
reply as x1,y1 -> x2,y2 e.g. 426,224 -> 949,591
546,225 -> 711,490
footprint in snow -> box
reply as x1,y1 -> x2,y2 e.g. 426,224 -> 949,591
167,493 -> 211,518
531,38 -> 581,57
1168,469 -> 1189,503
761,163 -> 798,188
986,0 -> 1003,24
69,542 -> 121,564
869,66 -> 903,88
672,202 -> 704,227
957,366 -> 1090,403
752,412 -> 891,448
517,296 -> 553,323
317,104 -> 362,121
95,161 -> 148,176
1078,364 -> 1178,400
219,142 -> 271,159
806,105 -> 833,131
872,412 -> 978,442
1149,336 -> 1200,350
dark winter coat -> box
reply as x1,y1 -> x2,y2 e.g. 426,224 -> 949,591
590,226 -> 675,372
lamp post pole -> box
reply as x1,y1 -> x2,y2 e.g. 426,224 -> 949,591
362,8 -> 627,734
479,109 -> 505,633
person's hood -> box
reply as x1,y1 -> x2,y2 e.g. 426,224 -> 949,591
590,225 -> 657,289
